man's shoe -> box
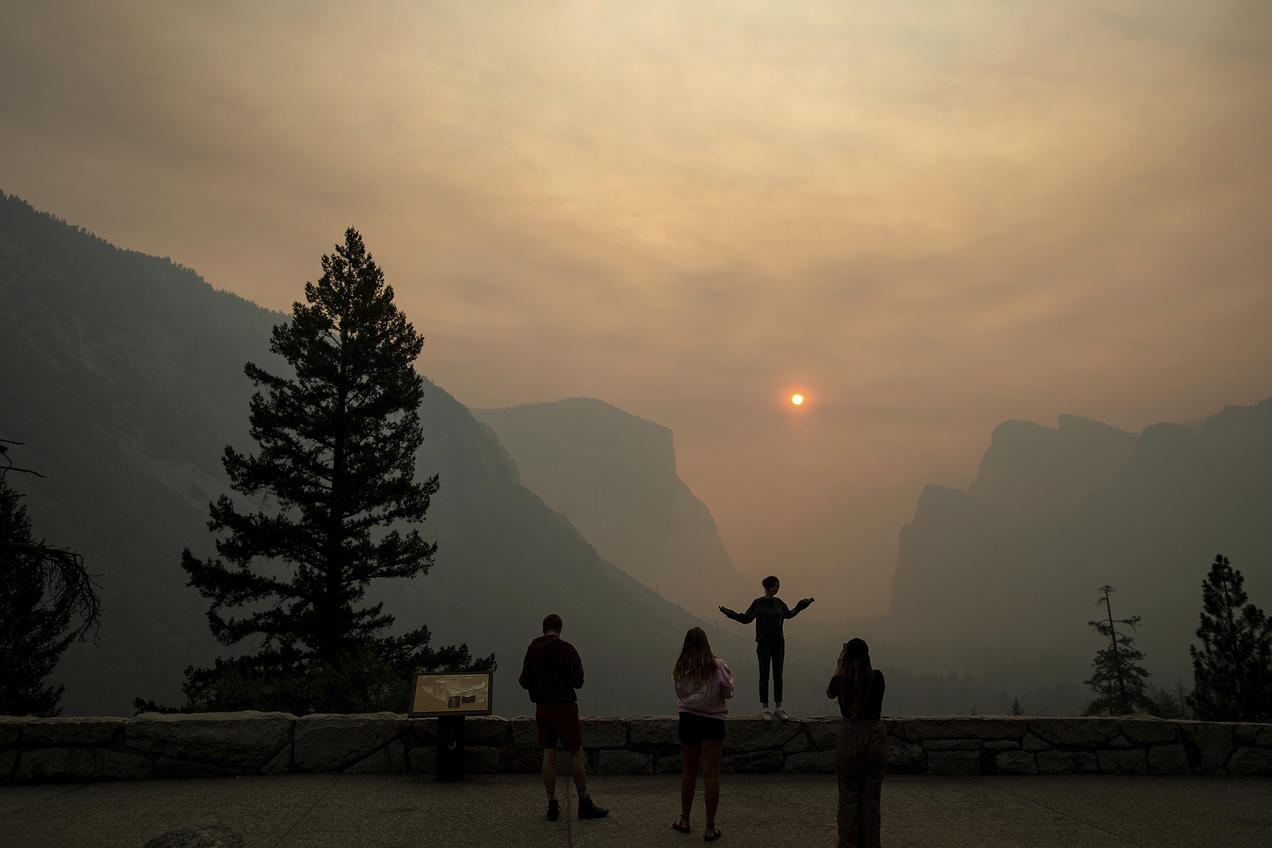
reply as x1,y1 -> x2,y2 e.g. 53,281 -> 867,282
760,707 -> 772,721
774,707 -> 789,721
546,799 -> 560,821
578,797 -> 609,819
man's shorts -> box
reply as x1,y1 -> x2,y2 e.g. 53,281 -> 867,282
678,711 -> 726,745
535,701 -> 583,749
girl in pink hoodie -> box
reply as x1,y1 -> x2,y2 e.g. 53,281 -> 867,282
672,627 -> 734,842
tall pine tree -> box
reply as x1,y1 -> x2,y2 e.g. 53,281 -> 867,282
1188,554 -> 1272,722
1083,585 -> 1156,715
179,229 -> 490,713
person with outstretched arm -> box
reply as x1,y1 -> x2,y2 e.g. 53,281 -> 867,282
718,575 -> 813,720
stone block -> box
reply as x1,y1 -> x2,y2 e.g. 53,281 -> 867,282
19,717 -> 126,748
995,751 -> 1037,775
410,718 -> 439,746
293,713 -> 406,772
0,718 -> 25,747
596,749 -> 651,775
262,743 -> 292,774
926,750 -> 980,775
1096,748 -> 1147,774
1179,723 -> 1235,771
579,718 -> 628,748
508,716 -> 541,749
887,738 -> 924,772
408,745 -> 437,775
1256,728 -> 1272,748
924,738 -> 981,751
345,740 -> 408,774
1148,744 -> 1190,775
721,749 -> 783,774
1029,718 -> 1121,748
783,750 -> 836,774
722,718 -> 802,753
1227,747 -> 1272,776
984,740 -> 1019,752
1,749 -> 16,781
127,712 -> 293,770
18,747 -> 153,781
805,718 -> 840,749
1106,734 -> 1133,749
783,729 -> 812,753
1021,733 -> 1050,752
1120,718 -> 1179,745
903,717 -> 1026,742
1036,751 -> 1098,775
628,717 -> 678,747
460,716 -> 510,747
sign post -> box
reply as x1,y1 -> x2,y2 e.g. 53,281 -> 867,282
408,672 -> 494,781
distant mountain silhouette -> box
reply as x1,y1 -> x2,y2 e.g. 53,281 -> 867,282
889,401 -> 1272,685
473,398 -> 754,620
0,192 -> 749,716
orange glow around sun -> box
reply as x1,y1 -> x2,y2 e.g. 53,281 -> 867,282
791,393 -> 805,406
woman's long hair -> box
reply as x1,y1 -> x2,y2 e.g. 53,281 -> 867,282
843,638 -> 874,718
674,627 -> 718,682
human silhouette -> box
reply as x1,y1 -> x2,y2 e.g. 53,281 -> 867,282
672,626 -> 733,842
719,575 -> 813,719
827,637 -> 887,848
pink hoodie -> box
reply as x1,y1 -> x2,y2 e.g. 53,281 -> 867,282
675,658 -> 735,718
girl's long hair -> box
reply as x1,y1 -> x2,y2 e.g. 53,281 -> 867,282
674,627 -> 718,682
844,638 -> 874,718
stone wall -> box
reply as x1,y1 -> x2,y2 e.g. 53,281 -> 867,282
3,713 -> 1270,783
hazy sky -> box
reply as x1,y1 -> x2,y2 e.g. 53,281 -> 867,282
4,1 -> 1270,615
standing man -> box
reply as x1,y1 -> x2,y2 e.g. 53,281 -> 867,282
519,613 -> 609,821
720,576 -> 814,720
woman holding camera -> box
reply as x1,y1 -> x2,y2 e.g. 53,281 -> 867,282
826,637 -> 886,848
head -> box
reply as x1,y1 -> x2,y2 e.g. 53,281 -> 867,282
673,626 -> 717,681
542,613 -> 563,635
762,575 -> 780,597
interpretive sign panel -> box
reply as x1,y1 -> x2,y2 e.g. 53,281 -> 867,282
409,672 -> 493,717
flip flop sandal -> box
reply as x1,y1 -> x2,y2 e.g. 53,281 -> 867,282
704,824 -> 722,841
672,817 -> 692,833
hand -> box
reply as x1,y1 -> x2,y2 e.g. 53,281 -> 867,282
805,597 -> 815,604
719,606 -> 729,615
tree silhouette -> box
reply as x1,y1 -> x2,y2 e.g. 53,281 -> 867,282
1188,554 -> 1272,722
178,229 -> 491,713
0,441 -> 101,716
1083,585 -> 1156,715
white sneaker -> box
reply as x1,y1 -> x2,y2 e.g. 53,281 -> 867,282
774,707 -> 789,721
760,707 -> 772,720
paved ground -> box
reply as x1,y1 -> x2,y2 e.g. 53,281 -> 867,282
2,773 -> 1270,847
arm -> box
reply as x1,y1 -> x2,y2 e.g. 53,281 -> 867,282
518,652 -> 532,691
785,597 -> 815,619
826,645 -> 845,699
720,600 -> 758,624
569,645 -> 584,690
717,659 -> 735,700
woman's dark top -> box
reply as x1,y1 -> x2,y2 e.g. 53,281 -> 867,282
826,669 -> 885,720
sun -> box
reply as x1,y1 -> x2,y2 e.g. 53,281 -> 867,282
790,393 -> 804,406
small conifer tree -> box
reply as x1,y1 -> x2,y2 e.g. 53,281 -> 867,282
1188,555 -> 1272,722
1083,585 -> 1156,715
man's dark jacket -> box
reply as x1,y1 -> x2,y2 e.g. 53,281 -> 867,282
518,634 -> 584,704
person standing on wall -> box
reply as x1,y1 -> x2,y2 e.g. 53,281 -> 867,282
671,626 -> 734,842
519,613 -> 609,822
827,637 -> 887,848
719,576 -> 813,719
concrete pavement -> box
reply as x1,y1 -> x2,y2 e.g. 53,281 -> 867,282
2,773 -> 1269,847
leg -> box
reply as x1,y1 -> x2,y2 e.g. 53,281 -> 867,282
680,742 -> 702,819
771,641 -> 786,706
863,725 -> 887,848
701,738 -> 723,827
541,747 -> 556,794
568,745 -> 587,791
756,645 -> 771,706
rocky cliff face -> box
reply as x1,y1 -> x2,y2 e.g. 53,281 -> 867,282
0,193 -> 748,716
889,399 -> 1272,682
473,398 -> 753,620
